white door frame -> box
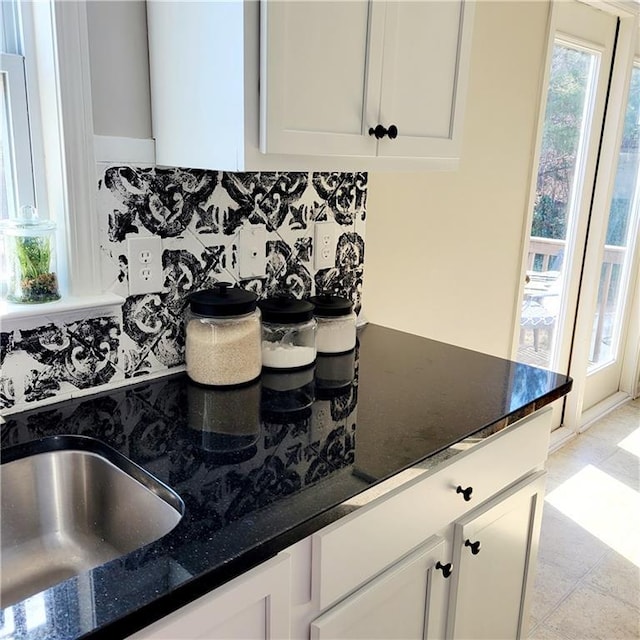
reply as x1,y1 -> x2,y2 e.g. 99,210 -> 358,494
511,1 -> 640,448
603,25 -> 640,403
565,11 -> 640,433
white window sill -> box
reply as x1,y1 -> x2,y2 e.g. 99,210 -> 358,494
0,292 -> 125,323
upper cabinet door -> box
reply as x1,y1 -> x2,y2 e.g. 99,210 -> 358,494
261,0 -> 474,164
377,0 -> 474,160
260,0 -> 383,157
148,0 -> 475,171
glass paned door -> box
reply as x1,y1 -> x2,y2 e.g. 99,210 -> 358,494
518,42 -> 601,370
580,56 -> 640,413
589,65 -> 640,370
515,0 -> 620,431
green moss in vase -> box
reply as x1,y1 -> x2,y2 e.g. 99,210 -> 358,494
9,236 -> 61,303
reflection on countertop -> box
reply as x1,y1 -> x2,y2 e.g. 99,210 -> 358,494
0,324 -> 571,640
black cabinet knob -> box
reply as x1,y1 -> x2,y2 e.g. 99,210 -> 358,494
456,485 -> 473,501
368,124 -> 399,140
464,539 -> 481,555
435,561 -> 453,578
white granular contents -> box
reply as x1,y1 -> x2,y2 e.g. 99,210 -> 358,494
262,342 -> 316,368
316,316 -> 356,353
186,318 -> 261,385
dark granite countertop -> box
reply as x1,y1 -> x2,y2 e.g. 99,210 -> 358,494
0,324 -> 572,639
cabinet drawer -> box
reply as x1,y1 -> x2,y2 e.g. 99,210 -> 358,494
312,408 -> 551,609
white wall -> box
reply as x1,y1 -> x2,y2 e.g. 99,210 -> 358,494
86,0 -> 152,138
363,1 -> 551,358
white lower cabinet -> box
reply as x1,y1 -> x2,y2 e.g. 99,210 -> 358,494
310,536 -> 448,640
129,554 -> 291,640
446,471 -> 547,640
131,408 -> 552,640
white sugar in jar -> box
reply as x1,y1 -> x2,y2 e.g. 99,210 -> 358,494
309,295 -> 356,354
258,297 -> 317,370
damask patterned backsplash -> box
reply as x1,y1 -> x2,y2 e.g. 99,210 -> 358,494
0,167 -> 366,414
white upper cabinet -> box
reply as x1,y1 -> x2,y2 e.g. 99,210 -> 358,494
262,0 -> 474,166
377,0 -> 472,160
147,0 -> 475,171
260,0 -> 379,158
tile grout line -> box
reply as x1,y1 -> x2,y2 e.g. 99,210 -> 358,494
530,543 -> 611,636
576,555 -> 640,614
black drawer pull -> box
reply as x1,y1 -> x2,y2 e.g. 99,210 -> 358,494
368,124 -> 399,140
456,485 -> 473,501
435,561 -> 453,578
465,539 -> 481,555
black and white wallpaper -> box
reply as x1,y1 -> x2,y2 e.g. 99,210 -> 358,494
0,166 -> 366,413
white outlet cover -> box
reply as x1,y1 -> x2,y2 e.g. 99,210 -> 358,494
239,223 -> 267,279
127,236 -> 164,295
314,220 -> 337,270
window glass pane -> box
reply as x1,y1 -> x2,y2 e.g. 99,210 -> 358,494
589,65 -> 640,368
519,43 -> 599,369
1,71 -> 17,221
1,1 -> 22,56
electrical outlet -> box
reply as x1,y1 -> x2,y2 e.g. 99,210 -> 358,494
238,223 -> 267,279
314,220 -> 337,270
127,236 -> 164,295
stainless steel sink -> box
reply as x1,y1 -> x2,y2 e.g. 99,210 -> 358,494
1,437 -> 183,608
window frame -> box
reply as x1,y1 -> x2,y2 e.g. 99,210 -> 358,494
1,51 -> 36,216
1,0 -> 120,320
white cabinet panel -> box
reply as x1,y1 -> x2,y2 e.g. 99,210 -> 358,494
260,0 -> 380,156
147,0 -> 246,171
262,0 -> 474,163
311,536 -> 448,640
312,408 -> 551,610
378,0 -> 473,159
129,553 -> 291,640
446,472 -> 547,640
381,1 -> 461,137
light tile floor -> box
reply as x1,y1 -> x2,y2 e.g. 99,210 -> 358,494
529,397 -> 640,639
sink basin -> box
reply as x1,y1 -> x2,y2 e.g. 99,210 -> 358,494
1,436 -> 183,608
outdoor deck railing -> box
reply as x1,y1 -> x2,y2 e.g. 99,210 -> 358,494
526,236 -> 626,362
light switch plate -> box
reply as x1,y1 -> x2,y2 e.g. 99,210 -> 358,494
127,236 -> 164,295
239,223 -> 267,279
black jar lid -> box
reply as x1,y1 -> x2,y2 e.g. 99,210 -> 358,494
189,282 -> 258,317
258,297 -> 314,323
309,294 -> 354,317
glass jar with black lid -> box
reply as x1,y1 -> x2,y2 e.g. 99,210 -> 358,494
185,282 -> 261,386
309,294 -> 356,354
258,297 -> 317,369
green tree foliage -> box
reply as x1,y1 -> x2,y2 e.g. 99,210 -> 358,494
532,46 -> 591,239
531,194 -> 565,239
532,50 -> 639,250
